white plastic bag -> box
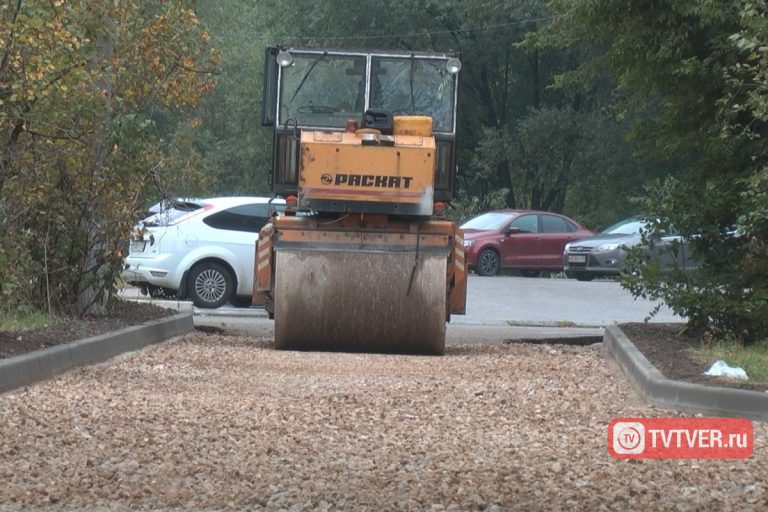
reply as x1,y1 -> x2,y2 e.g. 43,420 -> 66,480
703,360 -> 748,381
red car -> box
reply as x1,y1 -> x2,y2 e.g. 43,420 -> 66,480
461,210 -> 594,276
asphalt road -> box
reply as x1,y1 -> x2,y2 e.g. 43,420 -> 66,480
122,275 -> 680,342
463,274 -> 681,326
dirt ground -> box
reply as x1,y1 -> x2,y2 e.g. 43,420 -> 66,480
0,301 -> 175,359
621,322 -> 768,392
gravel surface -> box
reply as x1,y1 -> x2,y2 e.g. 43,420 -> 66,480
0,333 -> 766,511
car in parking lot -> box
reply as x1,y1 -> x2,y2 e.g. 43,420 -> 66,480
122,196 -> 285,308
461,210 -> 594,276
563,216 -> 700,281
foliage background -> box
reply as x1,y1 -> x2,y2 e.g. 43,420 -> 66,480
539,0 -> 768,342
1,0 -> 767,343
0,0 -> 217,314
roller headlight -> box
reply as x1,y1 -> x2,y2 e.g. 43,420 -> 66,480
445,57 -> 462,74
276,50 -> 293,67
463,239 -> 474,248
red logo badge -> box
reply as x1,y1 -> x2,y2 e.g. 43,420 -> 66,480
609,418 -> 753,459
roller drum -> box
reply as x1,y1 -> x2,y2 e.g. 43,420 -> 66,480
273,250 -> 446,355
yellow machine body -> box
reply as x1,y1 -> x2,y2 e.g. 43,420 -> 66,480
299,128 -> 436,216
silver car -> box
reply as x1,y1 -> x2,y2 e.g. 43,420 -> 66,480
563,217 -> 699,281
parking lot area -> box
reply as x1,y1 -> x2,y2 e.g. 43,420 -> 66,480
461,274 -> 683,326
1,331 -> 766,510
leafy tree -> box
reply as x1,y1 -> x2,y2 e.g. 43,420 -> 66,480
0,0 -> 217,314
542,0 -> 768,342
189,1 -> 278,196
508,106 -> 587,212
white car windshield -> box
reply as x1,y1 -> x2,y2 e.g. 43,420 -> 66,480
461,212 -> 514,230
602,218 -> 647,235
142,203 -> 203,227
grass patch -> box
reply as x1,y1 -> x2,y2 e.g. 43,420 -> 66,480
0,307 -> 57,332
691,338 -> 768,385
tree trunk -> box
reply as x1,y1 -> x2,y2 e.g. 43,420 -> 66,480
528,50 -> 541,110
498,158 -> 515,208
77,23 -> 113,315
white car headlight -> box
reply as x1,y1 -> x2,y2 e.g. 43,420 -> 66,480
463,239 -> 475,248
593,242 -> 621,253
564,242 -> 572,252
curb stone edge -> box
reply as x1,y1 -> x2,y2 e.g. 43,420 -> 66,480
604,324 -> 768,422
0,312 -> 194,394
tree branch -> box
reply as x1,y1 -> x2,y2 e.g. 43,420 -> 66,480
174,62 -> 220,75
25,127 -> 84,142
0,0 -> 24,75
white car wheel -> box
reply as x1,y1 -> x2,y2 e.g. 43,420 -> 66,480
189,262 -> 233,308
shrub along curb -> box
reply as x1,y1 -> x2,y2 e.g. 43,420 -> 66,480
604,324 -> 768,421
0,312 -> 194,394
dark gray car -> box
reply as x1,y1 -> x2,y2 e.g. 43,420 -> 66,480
563,217 -> 699,281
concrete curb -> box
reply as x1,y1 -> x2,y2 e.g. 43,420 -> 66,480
506,319 -> 605,329
122,297 -> 268,318
0,312 -> 194,394
604,324 -> 768,421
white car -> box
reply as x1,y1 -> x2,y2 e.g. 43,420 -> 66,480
122,196 -> 285,308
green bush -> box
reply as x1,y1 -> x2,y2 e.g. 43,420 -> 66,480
621,176 -> 768,344
0,1 -> 216,316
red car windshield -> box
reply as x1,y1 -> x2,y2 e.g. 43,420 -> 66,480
461,212 -> 514,231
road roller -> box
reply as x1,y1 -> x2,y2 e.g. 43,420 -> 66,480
254,46 -> 467,354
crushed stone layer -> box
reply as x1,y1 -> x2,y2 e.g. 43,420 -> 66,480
0,333 -> 766,511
